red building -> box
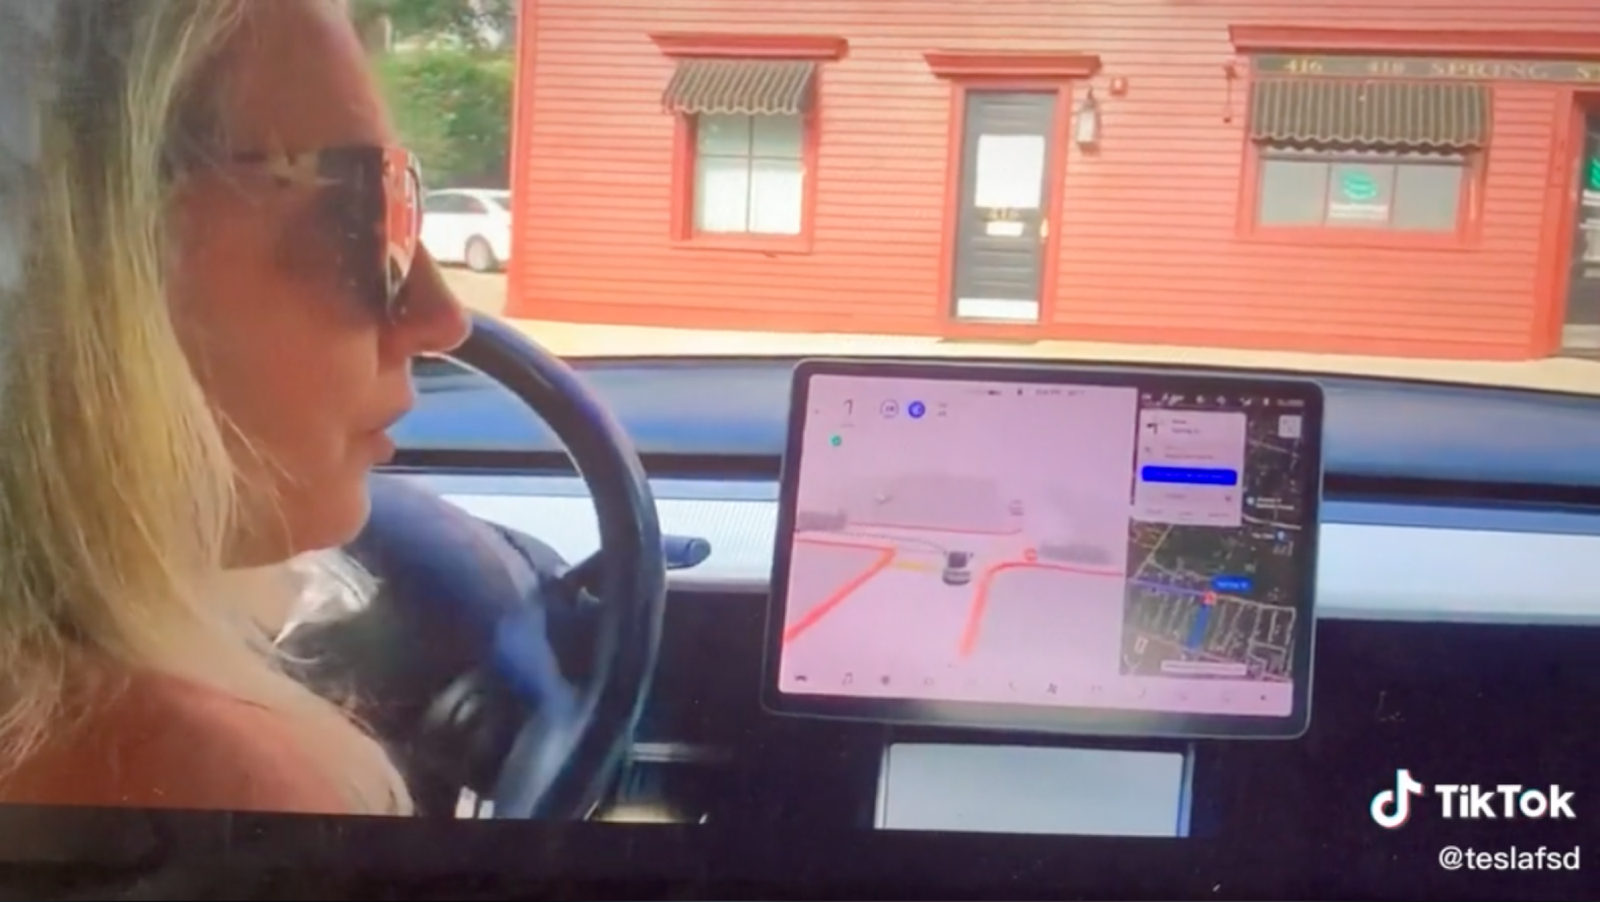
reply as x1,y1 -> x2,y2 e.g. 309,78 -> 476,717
506,2 -> 1600,360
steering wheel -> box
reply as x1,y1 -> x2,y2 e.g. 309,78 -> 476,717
321,314 -> 667,820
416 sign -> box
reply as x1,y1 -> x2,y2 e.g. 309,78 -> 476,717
1255,54 -> 1600,83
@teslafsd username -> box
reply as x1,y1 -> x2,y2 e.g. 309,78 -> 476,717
1438,846 -> 1581,871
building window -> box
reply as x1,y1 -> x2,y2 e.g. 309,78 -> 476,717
693,113 -> 805,235
1245,75 -> 1488,238
656,53 -> 823,246
1258,149 -> 1465,231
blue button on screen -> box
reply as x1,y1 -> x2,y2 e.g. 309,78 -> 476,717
1139,465 -> 1239,486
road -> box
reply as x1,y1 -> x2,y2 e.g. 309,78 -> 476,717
776,526 -> 1129,702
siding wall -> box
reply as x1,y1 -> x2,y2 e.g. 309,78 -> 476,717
508,0 -> 1600,359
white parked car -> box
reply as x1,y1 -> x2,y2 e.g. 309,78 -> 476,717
421,188 -> 512,273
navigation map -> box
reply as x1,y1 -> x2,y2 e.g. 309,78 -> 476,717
775,374 -> 1311,718
777,378 -> 1138,706
1120,400 -> 1305,684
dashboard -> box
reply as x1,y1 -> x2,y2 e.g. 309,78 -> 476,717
385,356 -> 1600,898
399,356 -> 1600,624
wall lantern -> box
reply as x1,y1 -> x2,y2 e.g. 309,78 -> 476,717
1074,88 -> 1101,148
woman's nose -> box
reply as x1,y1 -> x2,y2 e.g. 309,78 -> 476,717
394,247 -> 471,355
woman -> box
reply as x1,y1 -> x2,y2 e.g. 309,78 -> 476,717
0,0 -> 469,814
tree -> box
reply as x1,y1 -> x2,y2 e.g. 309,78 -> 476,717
353,0 -> 517,188
376,50 -> 514,188
351,0 -> 517,52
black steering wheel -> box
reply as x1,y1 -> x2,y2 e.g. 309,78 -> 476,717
306,314 -> 667,820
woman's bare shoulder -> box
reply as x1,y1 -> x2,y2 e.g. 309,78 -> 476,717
0,670 -> 351,814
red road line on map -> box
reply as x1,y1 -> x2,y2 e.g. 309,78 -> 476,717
957,561 -> 1124,658
782,538 -> 896,645
848,521 -> 1021,537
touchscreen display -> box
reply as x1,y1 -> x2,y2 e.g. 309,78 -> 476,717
765,363 -> 1322,738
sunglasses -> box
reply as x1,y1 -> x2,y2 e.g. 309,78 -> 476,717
221,144 -> 422,322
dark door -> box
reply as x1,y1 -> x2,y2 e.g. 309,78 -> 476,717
1561,112 -> 1600,352
950,91 -> 1058,323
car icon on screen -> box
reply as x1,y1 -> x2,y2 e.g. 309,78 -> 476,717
942,551 -> 973,586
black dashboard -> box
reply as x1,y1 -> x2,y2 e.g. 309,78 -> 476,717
612,590 -> 1595,896
382,357 -> 1600,898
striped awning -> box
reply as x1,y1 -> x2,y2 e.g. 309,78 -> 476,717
661,59 -> 817,116
1249,79 -> 1489,149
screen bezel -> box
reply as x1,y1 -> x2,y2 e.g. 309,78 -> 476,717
759,358 -> 1324,741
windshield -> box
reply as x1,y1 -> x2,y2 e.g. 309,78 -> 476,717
389,2 -> 1599,415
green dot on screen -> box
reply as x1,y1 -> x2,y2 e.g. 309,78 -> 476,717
829,435 -> 842,446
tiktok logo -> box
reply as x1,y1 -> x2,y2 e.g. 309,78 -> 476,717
1371,768 -> 1427,829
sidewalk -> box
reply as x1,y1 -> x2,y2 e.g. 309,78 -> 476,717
442,271 -> 1600,396
506,317 -> 1600,395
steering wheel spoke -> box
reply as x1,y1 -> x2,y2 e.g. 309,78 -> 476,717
554,550 -> 605,605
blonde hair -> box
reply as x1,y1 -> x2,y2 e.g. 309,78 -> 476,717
0,0 -> 411,814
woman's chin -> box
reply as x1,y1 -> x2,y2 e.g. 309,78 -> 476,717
227,481 -> 373,567
306,480 -> 375,553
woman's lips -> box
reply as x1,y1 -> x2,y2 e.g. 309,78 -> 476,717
366,409 -> 409,463
366,428 -> 398,463
365,401 -> 412,462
